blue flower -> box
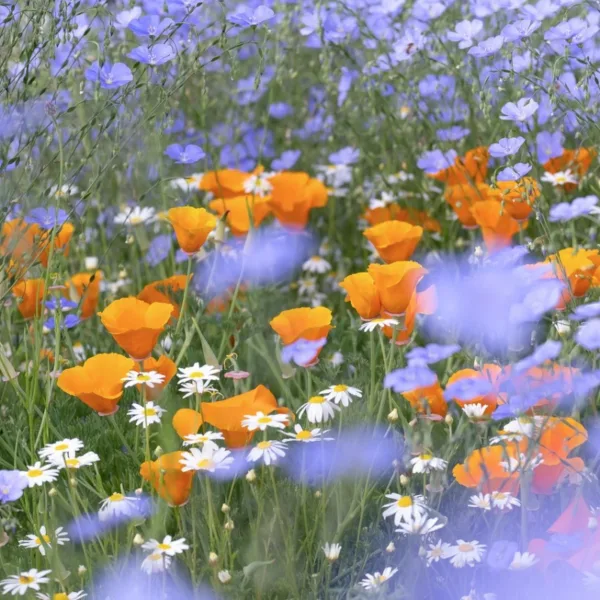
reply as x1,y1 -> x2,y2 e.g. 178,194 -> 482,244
417,149 -> 457,173
501,19 -> 540,42
44,314 -> 80,330
549,195 -> 598,223
570,302 -> 600,322
25,207 -> 69,229
227,5 -> 275,28
145,234 -> 172,267
128,16 -> 173,38
164,143 -> 205,164
447,19 -> 483,49
499,97 -> 539,122
384,365 -> 437,393
536,130 -> 564,163
0,470 -> 27,504
45,298 -> 77,312
328,146 -> 359,165
436,126 -> 470,142
497,163 -> 532,181
406,344 -> 461,366
513,340 -> 562,373
281,338 -> 327,367
575,318 -> 600,351
268,102 -> 293,119
337,67 -> 358,107
85,61 -> 133,89
468,35 -> 504,58
272,150 -> 301,171
488,136 -> 525,158
509,278 -> 564,325
127,44 -> 176,66
444,377 -> 492,402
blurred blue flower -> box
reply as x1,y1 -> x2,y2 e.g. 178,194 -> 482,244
487,540 -> 518,569
575,319 -> 600,351
513,340 -> 562,373
146,234 -> 173,267
444,377 -> 492,401
570,302 -> 600,322
497,163 -> 532,181
417,149 -> 457,173
128,44 -> 176,65
328,146 -> 359,165
536,130 -> 564,164
384,365 -> 437,393
25,207 -> 69,229
44,314 -> 80,330
268,102 -> 293,119
281,338 -> 327,367
499,97 -> 539,122
508,279 -> 565,324
549,195 -> 598,223
406,344 -> 461,366
436,126 -> 470,142
45,298 -> 77,312
501,19 -> 540,42
468,35 -> 504,58
489,136 -> 525,158
85,61 -> 133,89
0,470 -> 27,504
128,16 -> 174,37
227,5 -> 275,28
164,144 -> 205,164
338,67 -> 358,107
272,150 -> 301,171
447,19 -> 483,49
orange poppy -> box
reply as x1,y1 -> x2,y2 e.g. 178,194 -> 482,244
381,287 -> 436,346
57,353 -> 135,415
495,178 -> 540,222
140,451 -> 193,507
544,147 -> 597,191
98,297 -> 173,360
167,207 -> 217,254
1,219 -> 39,275
471,200 -> 521,252
172,385 -> 291,448
65,271 -> 102,319
270,306 -> 333,345
208,194 -> 272,236
430,146 -> 489,186
367,261 -> 427,315
138,275 -> 190,319
446,365 -> 507,416
545,248 -> 597,306
339,272 -> 381,320
200,168 -> 257,198
136,355 -> 177,401
444,182 -> 500,228
363,220 -> 423,263
12,278 -> 45,319
268,172 -> 328,227
402,381 -> 447,417
363,204 -> 441,233
38,222 -> 74,267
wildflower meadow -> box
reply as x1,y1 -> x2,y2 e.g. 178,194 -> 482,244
2,0 -> 600,598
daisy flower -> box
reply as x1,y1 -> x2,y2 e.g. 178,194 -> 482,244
322,542 -> 341,562
396,514 -> 446,535
21,462 -> 59,487
501,452 -> 543,474
122,370 -> 165,388
243,171 -> 274,196
410,453 -> 448,474
141,552 -> 171,574
281,424 -> 333,443
127,402 -> 166,428
461,403 -> 489,420
541,170 -> 578,187
170,173 -> 203,192
509,551 -> 538,570
1,569 -> 51,596
177,363 -> 220,386
179,446 -> 233,472
382,494 -> 428,525
37,592 -> 86,600
38,438 -> 84,462
490,491 -> 521,510
297,395 -> 340,423
50,183 -> 78,198
182,431 -> 224,450
246,440 -> 287,466
178,380 -> 217,398
54,451 -> 100,470
359,567 -> 398,591
241,411 -> 290,432
468,493 -> 491,510
302,256 -> 331,274
142,535 -> 189,556
359,318 -> 399,332
297,277 -> 317,296
18,526 -> 69,556
320,384 -> 362,407
426,540 -> 451,565
446,540 -> 486,568
114,206 -> 157,226
99,493 -> 140,522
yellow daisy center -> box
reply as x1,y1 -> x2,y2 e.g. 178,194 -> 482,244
27,469 -> 43,478
54,594 -> 69,600
189,371 -> 204,378
65,458 -> 80,468
257,416 -> 272,424
157,543 -> 171,550
257,441 -> 272,450
18,576 -> 34,584
494,493 -> 506,500
150,553 -> 162,561
397,496 -> 413,508
308,396 -> 325,404
196,459 -> 213,470
130,216 -> 143,224
420,453 -> 433,461
144,407 -> 157,417
109,492 -> 124,502
333,384 -> 347,392
34,534 -> 51,545
54,443 -> 69,451
296,430 -> 313,440
137,374 -> 152,382
458,543 -> 474,552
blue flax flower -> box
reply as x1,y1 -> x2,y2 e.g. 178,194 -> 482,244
488,136 -> 525,158
85,62 -> 133,89
164,144 -> 205,164
0,470 -> 27,503
384,365 -> 437,393
281,338 -> 327,367
417,149 -> 457,173
513,340 -> 562,373
128,16 -> 174,37
447,19 -> 483,49
227,5 -> 275,28
499,97 -> 539,122
406,344 -> 461,366
468,35 -> 504,58
272,150 -> 301,171
328,146 -> 359,165
570,302 -> 600,322
549,195 -> 598,223
25,207 -> 69,229
497,163 -> 532,181
575,319 -> 600,351
127,44 -> 176,65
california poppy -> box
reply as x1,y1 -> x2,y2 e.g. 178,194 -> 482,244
446,365 -> 507,416
402,381 -> 447,417
268,172 -> 328,227
339,272 -> 381,320
367,261 -> 426,315
98,297 -> 173,360
430,146 -> 489,186
12,279 -> 45,319
167,207 -> 217,254
444,182 -> 500,228
65,271 -> 102,319
544,147 -> 597,191
57,353 -> 135,415
270,306 -> 333,345
363,204 -> 441,233
208,194 -> 272,236
138,275 -> 190,319
172,385 -> 291,447
381,287 -> 436,346
471,200 -> 521,252
38,222 -> 74,267
1,219 -> 39,276
496,178 -> 540,222
140,451 -> 194,507
136,355 -> 177,401
200,169 -> 252,198
363,220 -> 423,263
545,248 -> 597,306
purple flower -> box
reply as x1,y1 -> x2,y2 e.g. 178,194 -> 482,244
227,5 -> 275,28
536,130 -> 564,163
127,44 -> 176,66
501,19 -> 540,42
406,344 -> 461,366
436,126 -> 470,142
384,365 -> 437,393
268,102 -> 293,119
444,377 -> 492,401
145,234 -> 172,267
128,16 -> 174,38
489,136 -> 525,158
508,278 -> 565,324
322,13 -> 357,43
338,67 -> 357,107
85,61 -> 133,89
468,35 -> 504,58
25,207 -> 69,229
570,302 -> 600,322
513,340 -> 562,373
45,298 -> 77,312
281,338 -> 327,367
44,314 -> 80,330
0,470 -> 27,503
575,318 -> 600,351
272,150 -> 301,171
497,163 -> 532,181
164,144 -> 205,164
549,195 -> 598,223
417,149 -> 457,173
328,146 -> 359,165
447,19 -> 483,49
499,97 -> 539,122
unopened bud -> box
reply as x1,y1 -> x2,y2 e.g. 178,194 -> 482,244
209,552 -> 218,566
78,565 -> 87,576
221,503 -> 230,514
399,474 -> 410,486
217,570 -> 231,584
85,256 -> 98,270
245,469 -> 256,482
387,408 -> 399,423
315,490 -> 322,498
133,533 -> 144,545
224,520 -> 234,531
69,478 -> 77,486
154,446 -> 163,457
386,542 -> 396,553
48,487 -> 58,497
135,488 -> 143,496
444,414 -> 453,425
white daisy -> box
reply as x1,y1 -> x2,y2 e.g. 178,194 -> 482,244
114,206 -> 157,226
426,540 -> 452,565
322,542 -> 342,562
99,493 -> 140,522
140,552 -> 171,574
297,277 -> 317,296
509,551 -> 538,570
359,567 -> 398,591
281,424 -> 333,443
410,453 -> 448,474
1,569 -> 51,596
178,380 -> 217,398
297,395 -> 340,423
302,256 -> 331,274
316,164 -> 353,188
177,363 -> 220,386
36,592 -> 86,600
50,184 -> 78,198
122,370 -> 166,388
142,535 -> 189,557
490,491 -> 520,511
328,352 -> 344,366
468,493 -> 492,510
52,451 -> 100,470
320,384 -> 362,407
179,446 -> 233,472
359,318 -> 399,332
18,526 -> 69,556
170,173 -> 203,192
396,514 -> 446,535
246,440 -> 287,466
182,431 -> 224,450
461,403 -> 489,420
500,452 -> 543,474
38,438 -> 84,463
22,462 -> 59,487
241,411 -> 290,432
243,172 -> 274,197
382,494 -> 428,525
127,402 -> 166,428
446,540 -> 486,568
541,169 -> 578,187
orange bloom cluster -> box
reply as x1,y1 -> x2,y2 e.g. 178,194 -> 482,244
446,364 -> 507,417
140,451 -> 194,507
543,147 -> 596,191
363,204 -> 441,233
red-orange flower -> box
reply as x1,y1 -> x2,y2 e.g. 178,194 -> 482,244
430,146 -> 489,186
545,248 -> 597,306
65,271 -> 102,319
38,222 -> 74,267
444,183 -> 500,228
200,169 -> 252,198
363,221 -> 423,263
138,275 -> 190,319
402,381 -> 447,417
367,261 -> 427,315
57,353 -> 135,415
339,272 -> 381,320
12,279 -> 45,319
140,451 -> 193,506
98,297 -> 173,360
167,207 -> 217,254
136,355 -> 177,401
209,195 -> 272,236
446,365 -> 507,416
495,178 -> 540,221
270,306 -> 333,345
471,200 -> 521,252
1,219 -> 39,276
268,172 -> 328,227
363,204 -> 441,233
